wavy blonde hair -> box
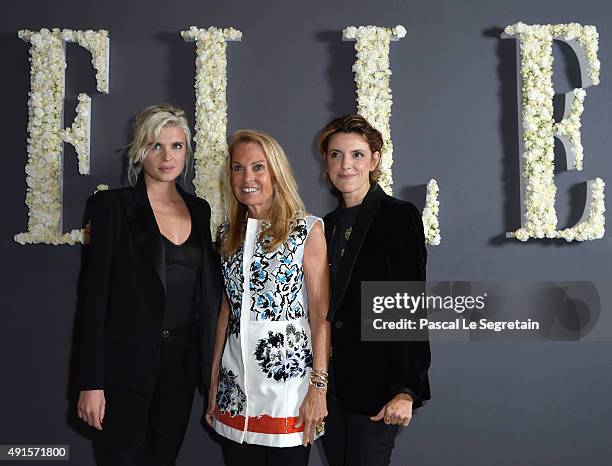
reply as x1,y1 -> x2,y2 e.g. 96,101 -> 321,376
221,130 -> 305,257
126,104 -> 193,185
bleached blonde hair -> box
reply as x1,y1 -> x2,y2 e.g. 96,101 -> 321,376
127,104 -> 193,185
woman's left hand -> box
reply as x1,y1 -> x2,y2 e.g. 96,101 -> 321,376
295,385 -> 327,446
370,393 -> 413,427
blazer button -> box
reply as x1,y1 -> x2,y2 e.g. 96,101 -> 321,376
162,330 -> 170,338
335,321 -> 344,329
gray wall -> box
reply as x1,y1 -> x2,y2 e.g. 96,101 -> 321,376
2,0 -> 611,464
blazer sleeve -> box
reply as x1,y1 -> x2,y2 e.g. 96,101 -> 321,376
78,192 -> 115,391
387,202 -> 431,402
195,197 -> 224,390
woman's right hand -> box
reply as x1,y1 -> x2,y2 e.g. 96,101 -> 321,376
205,383 -> 218,427
77,389 -> 105,430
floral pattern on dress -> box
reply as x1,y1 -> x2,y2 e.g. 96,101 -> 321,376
216,366 -> 246,417
275,222 -> 307,258
214,215 -> 322,446
220,225 -> 244,338
249,219 -> 307,321
253,290 -> 282,320
221,219 -> 310,324
250,256 -> 270,292
253,323 -> 313,382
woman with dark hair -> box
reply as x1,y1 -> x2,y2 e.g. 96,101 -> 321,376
205,129 -> 330,466
318,114 -> 431,466
77,104 -> 222,466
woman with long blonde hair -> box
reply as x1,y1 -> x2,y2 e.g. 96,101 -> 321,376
206,130 -> 330,465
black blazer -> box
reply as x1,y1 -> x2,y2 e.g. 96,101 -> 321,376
78,177 -> 222,398
325,183 -> 431,415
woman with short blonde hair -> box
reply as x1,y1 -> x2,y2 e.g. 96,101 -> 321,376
127,104 -> 193,185
77,104 -> 222,466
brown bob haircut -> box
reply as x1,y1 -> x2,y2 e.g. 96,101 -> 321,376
317,114 -> 384,182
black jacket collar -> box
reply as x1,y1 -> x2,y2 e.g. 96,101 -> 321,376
326,183 -> 387,321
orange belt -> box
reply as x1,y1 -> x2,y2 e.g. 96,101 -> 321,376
215,407 -> 304,434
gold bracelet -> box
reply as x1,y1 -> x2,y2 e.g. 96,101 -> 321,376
310,375 -> 329,384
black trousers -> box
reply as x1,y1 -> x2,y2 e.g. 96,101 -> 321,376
95,326 -> 199,466
219,434 -> 310,466
322,388 -> 400,466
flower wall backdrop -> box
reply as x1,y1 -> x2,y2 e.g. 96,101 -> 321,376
14,23 -> 605,247
502,23 -> 604,242
15,28 -> 109,245
344,25 -> 441,245
182,26 -> 241,239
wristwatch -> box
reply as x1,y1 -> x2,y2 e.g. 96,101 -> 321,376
310,380 -> 327,389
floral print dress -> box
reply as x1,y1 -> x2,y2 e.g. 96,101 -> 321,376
213,215 -> 323,447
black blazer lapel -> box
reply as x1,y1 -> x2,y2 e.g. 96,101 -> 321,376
327,183 -> 387,321
125,176 -> 166,292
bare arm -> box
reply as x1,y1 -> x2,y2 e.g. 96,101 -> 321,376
304,220 -> 330,374
296,220 -> 331,445
205,293 -> 230,427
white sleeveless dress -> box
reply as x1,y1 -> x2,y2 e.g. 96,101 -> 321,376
213,215 -> 324,447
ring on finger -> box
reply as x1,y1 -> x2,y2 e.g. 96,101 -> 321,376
315,421 -> 325,434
